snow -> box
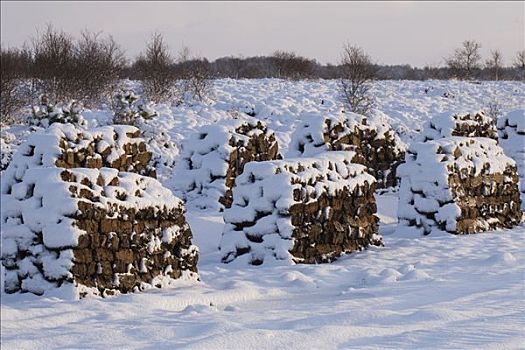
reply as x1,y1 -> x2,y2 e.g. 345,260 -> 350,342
1,79 -> 525,348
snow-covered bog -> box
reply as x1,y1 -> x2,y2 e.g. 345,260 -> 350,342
497,109 -> 525,210
170,118 -> 281,211
1,167 -> 198,298
220,152 -> 382,265
397,137 -> 522,235
287,109 -> 406,189
419,110 -> 497,142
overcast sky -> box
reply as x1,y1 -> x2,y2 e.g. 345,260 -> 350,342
1,1 -> 523,67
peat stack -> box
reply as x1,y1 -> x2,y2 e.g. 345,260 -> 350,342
420,110 -> 497,142
171,119 -> 281,211
220,152 -> 382,265
1,167 -> 198,298
288,110 -> 405,189
2,123 -> 156,178
1,124 -> 197,298
397,137 -> 521,235
497,110 -> 525,211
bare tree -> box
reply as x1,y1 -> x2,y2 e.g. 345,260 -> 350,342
485,50 -> 503,81
514,50 -> 525,81
0,47 -> 32,123
339,43 -> 377,115
446,40 -> 482,79
135,32 -> 175,103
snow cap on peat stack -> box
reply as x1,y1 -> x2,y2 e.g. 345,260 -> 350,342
397,137 -> 521,235
219,151 -> 382,266
288,109 -> 406,189
419,110 -> 497,142
1,123 -> 156,187
170,118 -> 281,212
497,109 -> 525,210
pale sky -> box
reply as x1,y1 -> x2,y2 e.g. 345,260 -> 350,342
1,1 -> 524,67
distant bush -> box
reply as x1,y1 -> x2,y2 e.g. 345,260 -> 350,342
0,47 -> 32,124
134,33 -> 176,103
112,90 -> 157,125
175,47 -> 213,104
271,50 -> 315,79
31,25 -> 124,105
29,94 -> 87,127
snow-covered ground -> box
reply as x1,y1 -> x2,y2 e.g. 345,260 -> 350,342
1,79 -> 524,349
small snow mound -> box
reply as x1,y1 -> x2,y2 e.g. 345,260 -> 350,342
377,268 -> 403,283
398,263 -> 416,274
224,305 -> 240,312
485,252 -> 517,266
182,304 -> 214,315
281,271 -> 316,287
399,269 -> 432,281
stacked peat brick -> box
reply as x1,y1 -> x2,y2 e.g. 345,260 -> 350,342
220,152 -> 382,265
497,110 -> 525,210
1,124 -> 198,298
397,111 -> 522,235
288,110 -> 406,189
171,118 -> 281,211
419,110 -> 498,141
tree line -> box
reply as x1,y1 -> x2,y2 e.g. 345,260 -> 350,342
1,26 -> 524,122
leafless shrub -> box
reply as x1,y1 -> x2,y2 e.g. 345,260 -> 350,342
31,25 -> 77,102
175,46 -> 212,104
514,50 -> 525,81
135,33 -> 175,103
485,98 -> 503,121
0,47 -> 32,124
339,44 -> 377,115
446,40 -> 482,79
485,50 -> 503,81
31,25 -> 124,106
73,30 -> 125,106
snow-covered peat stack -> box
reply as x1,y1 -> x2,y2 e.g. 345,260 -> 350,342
497,110 -> 525,210
1,168 -> 198,298
1,124 -> 198,298
220,152 -> 382,265
6,123 -> 156,177
172,119 -> 281,211
288,111 -> 405,189
419,111 -> 497,142
397,137 -> 522,235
